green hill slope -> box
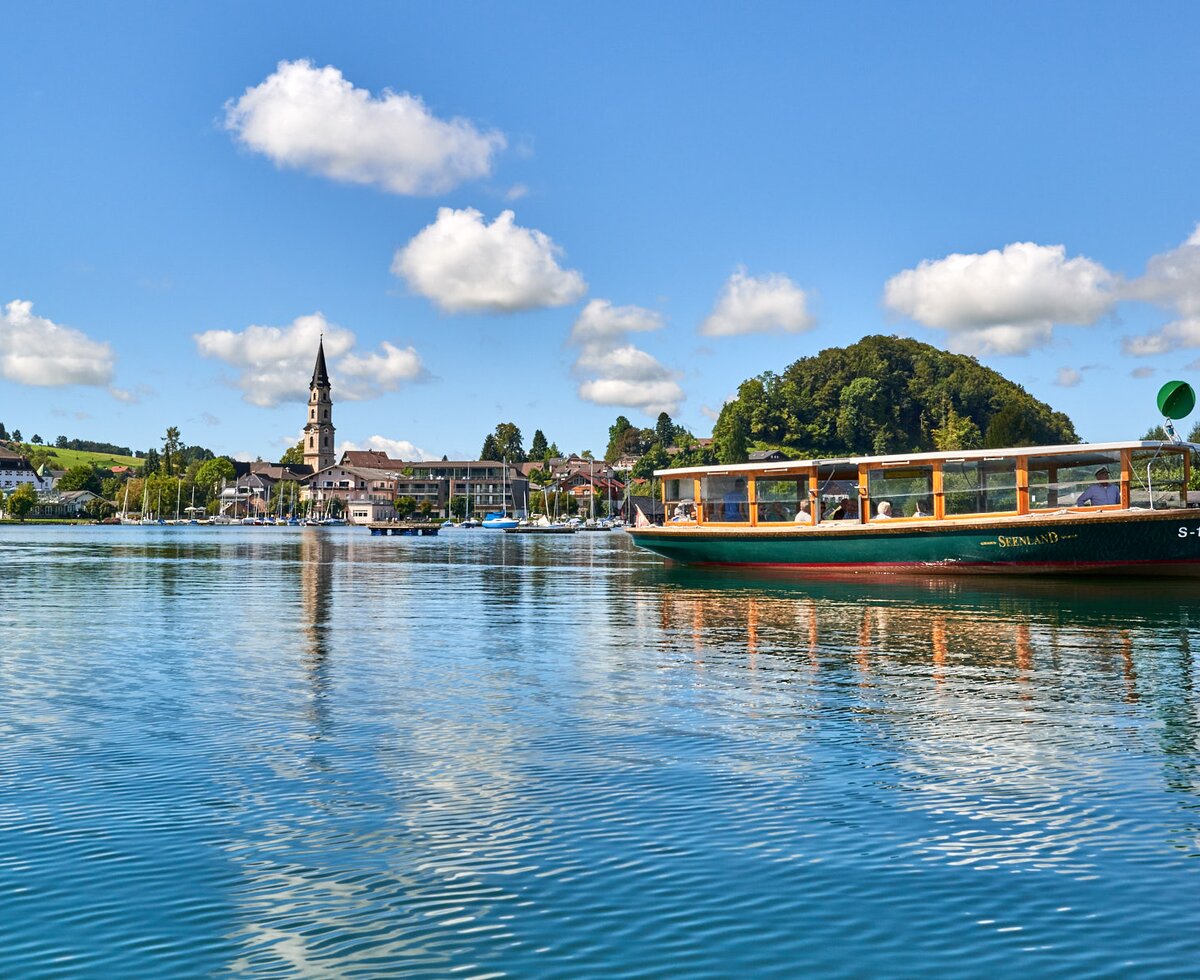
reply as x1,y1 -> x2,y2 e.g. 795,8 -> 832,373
712,335 -> 1078,462
4,443 -> 141,471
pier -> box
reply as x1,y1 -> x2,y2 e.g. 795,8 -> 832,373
368,522 -> 441,536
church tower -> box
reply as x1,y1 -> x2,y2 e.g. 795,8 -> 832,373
304,338 -> 335,472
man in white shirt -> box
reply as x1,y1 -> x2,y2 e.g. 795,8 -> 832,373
1076,467 -> 1120,506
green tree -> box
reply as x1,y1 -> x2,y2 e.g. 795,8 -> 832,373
162,426 -> 182,476
417,500 -> 433,520
713,406 -> 749,464
983,401 -> 1040,449
55,435 -> 68,448
280,440 -> 304,465
142,447 -> 160,473
480,434 -> 500,461
196,457 -> 236,498
31,434 -> 42,444
57,464 -> 102,494
449,495 -> 468,519
394,495 -> 417,518
0,422 -> 7,439
932,404 -> 982,451
606,416 -> 633,462
655,412 -> 676,447
632,442 -> 669,480
530,429 -> 549,460
7,483 -> 37,520
12,429 -> 22,442
493,422 -> 524,462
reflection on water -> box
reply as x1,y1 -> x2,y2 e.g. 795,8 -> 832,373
0,527 -> 1198,975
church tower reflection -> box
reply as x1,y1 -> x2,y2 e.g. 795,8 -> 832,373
300,530 -> 334,738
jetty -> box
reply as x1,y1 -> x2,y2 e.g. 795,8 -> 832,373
368,522 -> 441,536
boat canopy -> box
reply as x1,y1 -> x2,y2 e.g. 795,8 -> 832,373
654,441 -> 1195,527
653,441 -> 1199,479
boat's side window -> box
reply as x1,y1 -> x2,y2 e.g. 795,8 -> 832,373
700,476 -> 750,523
664,478 -> 697,523
1130,449 -> 1187,509
755,476 -> 810,523
943,458 -> 1018,516
866,466 -> 933,520
1028,452 -> 1122,510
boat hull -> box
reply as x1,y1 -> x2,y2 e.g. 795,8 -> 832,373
627,510 -> 1200,576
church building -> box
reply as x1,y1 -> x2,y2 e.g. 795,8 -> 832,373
303,338 -> 335,472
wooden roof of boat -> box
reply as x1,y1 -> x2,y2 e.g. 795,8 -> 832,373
655,440 -> 1199,478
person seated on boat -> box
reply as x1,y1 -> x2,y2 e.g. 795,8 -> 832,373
722,478 -> 748,521
760,500 -> 788,522
671,501 -> 693,522
913,499 -> 931,518
824,496 -> 854,521
793,499 -> 811,522
1075,467 -> 1120,506
875,500 -> 893,519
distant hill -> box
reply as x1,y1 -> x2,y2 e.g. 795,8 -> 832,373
2,442 -> 141,471
711,335 -> 1078,462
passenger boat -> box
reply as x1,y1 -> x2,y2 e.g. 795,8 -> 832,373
626,440 -> 1200,576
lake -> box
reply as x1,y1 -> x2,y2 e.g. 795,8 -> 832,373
1,526 -> 1198,976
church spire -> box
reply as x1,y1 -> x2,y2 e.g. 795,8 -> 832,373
310,336 -> 330,389
304,337 -> 335,473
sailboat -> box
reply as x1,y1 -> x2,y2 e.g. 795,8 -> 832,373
138,479 -> 156,524
482,458 -> 519,529
460,464 -> 481,527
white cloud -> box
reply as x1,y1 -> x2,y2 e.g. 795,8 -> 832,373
339,435 -> 438,462
505,183 -> 529,201
568,299 -> 683,416
393,207 -> 586,313
568,299 -> 663,344
224,59 -> 504,195
1121,226 -> 1200,355
338,341 -> 427,400
1130,366 -> 1157,379
193,312 -> 425,407
884,242 -> 1117,355
1055,367 -> 1082,388
699,268 -> 815,336
0,300 -> 115,388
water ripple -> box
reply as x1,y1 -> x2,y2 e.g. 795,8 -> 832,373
1,527 -> 1198,975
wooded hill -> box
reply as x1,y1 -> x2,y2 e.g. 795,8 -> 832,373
711,335 -> 1078,462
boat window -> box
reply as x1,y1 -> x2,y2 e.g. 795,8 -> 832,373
664,478 -> 696,523
866,466 -> 933,519
1130,448 -> 1187,509
700,475 -> 750,523
814,466 -> 862,524
755,476 -> 810,523
943,458 -> 1018,516
1028,452 -> 1121,510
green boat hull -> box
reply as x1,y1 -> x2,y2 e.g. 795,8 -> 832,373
628,510 -> 1200,576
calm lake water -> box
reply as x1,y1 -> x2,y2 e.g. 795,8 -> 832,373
1,526 -> 1198,977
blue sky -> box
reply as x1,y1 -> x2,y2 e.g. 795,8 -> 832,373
3,2 -> 1200,460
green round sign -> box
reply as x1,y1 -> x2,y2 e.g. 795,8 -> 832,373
1157,380 -> 1196,420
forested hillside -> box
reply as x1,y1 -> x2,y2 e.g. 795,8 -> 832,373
711,335 -> 1078,462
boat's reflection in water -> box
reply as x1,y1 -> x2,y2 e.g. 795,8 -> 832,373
632,566 -> 1200,872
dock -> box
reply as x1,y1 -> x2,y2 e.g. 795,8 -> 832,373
368,522 -> 441,536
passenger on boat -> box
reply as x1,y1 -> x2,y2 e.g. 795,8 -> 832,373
1075,467 -> 1120,506
875,501 -> 893,519
825,496 -> 856,521
671,501 -> 693,521
793,500 -> 811,522
722,479 -> 748,521
913,499 -> 931,518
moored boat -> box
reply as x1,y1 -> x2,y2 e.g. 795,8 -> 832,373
627,440 -> 1200,576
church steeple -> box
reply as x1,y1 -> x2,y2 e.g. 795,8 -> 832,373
303,338 -> 335,472
310,337 -> 330,388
